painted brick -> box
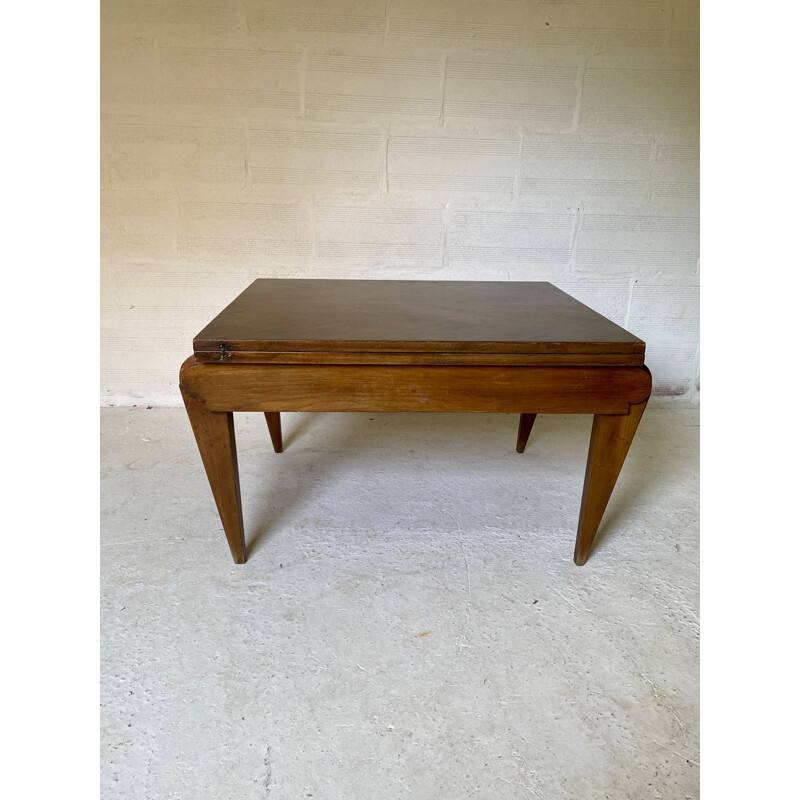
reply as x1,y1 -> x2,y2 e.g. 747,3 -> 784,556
577,212 -> 699,275
101,34 -> 157,113
520,135 -> 652,202
447,207 -> 575,270
531,2 -> 668,52
160,46 -> 302,118
444,54 -> 577,129
245,1 -> 386,45
249,124 -> 384,194
388,1 -> 526,50
388,131 -> 519,198
316,200 -> 445,269
580,56 -> 699,135
102,117 -> 245,188
306,48 -> 443,123
177,199 -> 312,265
671,2 -> 700,53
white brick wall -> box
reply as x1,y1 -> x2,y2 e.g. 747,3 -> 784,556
101,0 -> 700,405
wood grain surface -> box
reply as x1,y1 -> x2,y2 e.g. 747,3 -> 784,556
193,280 -> 645,364
180,360 -> 652,415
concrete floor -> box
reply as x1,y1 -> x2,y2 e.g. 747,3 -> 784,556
101,407 -> 699,800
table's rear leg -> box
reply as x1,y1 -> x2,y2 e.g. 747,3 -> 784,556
516,413 -> 537,453
181,388 -> 246,564
264,412 -> 284,453
574,398 -> 648,565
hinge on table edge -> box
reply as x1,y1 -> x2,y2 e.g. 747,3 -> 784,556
218,342 -> 228,361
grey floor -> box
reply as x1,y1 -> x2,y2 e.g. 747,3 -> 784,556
101,407 -> 699,800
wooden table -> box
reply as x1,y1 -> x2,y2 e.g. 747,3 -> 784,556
180,279 -> 651,566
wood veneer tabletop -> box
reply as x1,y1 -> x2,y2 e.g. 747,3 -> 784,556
193,279 -> 644,357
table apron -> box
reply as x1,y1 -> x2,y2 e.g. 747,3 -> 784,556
180,360 -> 652,414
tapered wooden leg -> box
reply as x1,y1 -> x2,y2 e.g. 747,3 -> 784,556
516,413 -> 537,453
181,388 -> 246,564
264,412 -> 283,453
574,398 -> 648,566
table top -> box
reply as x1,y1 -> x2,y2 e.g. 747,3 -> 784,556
193,279 -> 645,365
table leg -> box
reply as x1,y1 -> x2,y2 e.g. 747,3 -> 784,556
574,398 -> 648,565
516,413 -> 537,453
181,388 -> 246,564
264,412 -> 284,453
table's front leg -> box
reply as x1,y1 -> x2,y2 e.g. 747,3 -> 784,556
180,360 -> 246,564
574,397 -> 649,565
